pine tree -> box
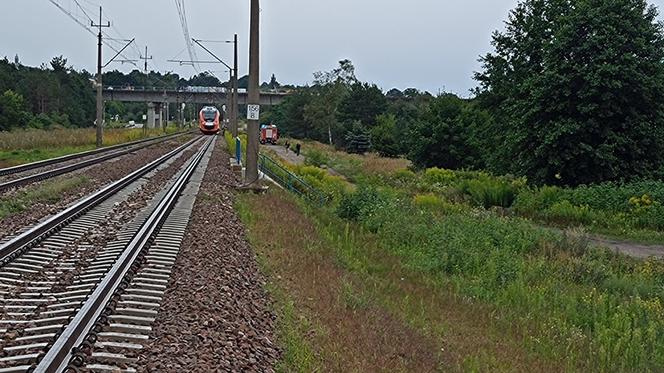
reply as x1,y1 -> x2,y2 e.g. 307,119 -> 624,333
345,122 -> 372,154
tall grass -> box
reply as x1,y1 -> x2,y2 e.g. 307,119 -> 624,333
0,127 -> 181,168
224,131 -> 247,165
292,139 -> 411,180
515,181 -> 664,238
0,127 -> 177,151
335,188 -> 664,371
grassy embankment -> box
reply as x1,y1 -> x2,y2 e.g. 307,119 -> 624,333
237,140 -> 664,371
0,127 -> 180,168
299,139 -> 664,244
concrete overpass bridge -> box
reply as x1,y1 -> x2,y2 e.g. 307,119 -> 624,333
102,86 -> 289,128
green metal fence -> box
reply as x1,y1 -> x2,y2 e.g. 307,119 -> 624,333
258,153 -> 327,205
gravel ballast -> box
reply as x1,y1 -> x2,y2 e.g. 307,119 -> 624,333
0,137 -> 193,240
137,142 -> 279,372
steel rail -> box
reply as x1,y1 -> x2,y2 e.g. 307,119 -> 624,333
34,136 -> 215,373
0,131 -> 191,192
0,130 -> 192,178
0,136 -> 204,267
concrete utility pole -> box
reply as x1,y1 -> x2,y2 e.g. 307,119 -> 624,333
92,7 -> 110,148
246,0 -> 260,184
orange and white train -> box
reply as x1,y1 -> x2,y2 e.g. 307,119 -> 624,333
199,106 -> 221,135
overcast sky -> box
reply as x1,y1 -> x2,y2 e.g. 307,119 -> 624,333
2,0 -> 664,95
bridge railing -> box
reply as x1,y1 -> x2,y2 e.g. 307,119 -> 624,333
104,86 -> 292,95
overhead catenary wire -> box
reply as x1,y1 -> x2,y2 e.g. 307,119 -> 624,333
47,0 -> 142,71
72,0 -> 93,23
49,0 -> 187,88
174,0 -> 199,73
48,0 -> 171,83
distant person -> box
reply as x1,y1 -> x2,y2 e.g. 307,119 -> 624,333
284,141 -> 290,151
295,143 -> 301,156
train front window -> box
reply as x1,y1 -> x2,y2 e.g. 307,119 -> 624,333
203,111 -> 216,121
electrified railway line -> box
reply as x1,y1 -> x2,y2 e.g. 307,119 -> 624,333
0,135 -> 215,372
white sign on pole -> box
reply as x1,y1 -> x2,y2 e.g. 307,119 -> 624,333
247,104 -> 260,121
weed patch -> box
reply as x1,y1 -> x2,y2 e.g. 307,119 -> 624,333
0,176 -> 89,219
0,127 -> 180,167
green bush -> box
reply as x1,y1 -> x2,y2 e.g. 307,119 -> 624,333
423,167 -> 458,186
631,202 -> 664,230
412,193 -> 468,215
393,169 -> 416,183
460,178 -> 517,208
337,186 -> 385,221
294,165 -> 350,203
514,180 -> 664,233
412,193 -> 445,210
304,148 -> 329,167
544,201 -> 597,226
225,132 -> 247,164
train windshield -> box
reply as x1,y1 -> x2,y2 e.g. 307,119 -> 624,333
203,110 -> 217,121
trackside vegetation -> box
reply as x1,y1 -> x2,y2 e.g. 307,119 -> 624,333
246,140 -> 664,371
0,127 -> 181,167
264,0 -> 664,189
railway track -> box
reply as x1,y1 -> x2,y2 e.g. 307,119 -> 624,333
0,131 -> 192,193
0,135 -> 216,372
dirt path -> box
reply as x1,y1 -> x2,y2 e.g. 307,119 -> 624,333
264,143 -> 305,165
264,144 -> 347,179
591,236 -> 664,259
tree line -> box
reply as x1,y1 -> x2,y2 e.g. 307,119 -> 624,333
268,0 -> 664,186
0,56 -> 286,131
0,56 -> 94,131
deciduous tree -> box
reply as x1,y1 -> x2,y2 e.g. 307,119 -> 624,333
475,0 -> 664,185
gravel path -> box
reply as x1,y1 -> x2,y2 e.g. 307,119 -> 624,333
137,141 -> 279,372
592,236 -> 664,259
267,144 -> 305,165
0,136 -> 193,241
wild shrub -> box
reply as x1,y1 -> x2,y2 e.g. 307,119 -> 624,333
412,193 -> 468,215
355,199 -> 664,369
460,178 -> 517,208
543,201 -> 597,226
413,194 -> 445,210
514,186 -> 567,214
630,202 -> 664,230
304,148 -> 329,167
224,132 -> 247,164
336,186 -> 386,221
514,180 -> 664,232
392,169 -> 416,184
423,167 -> 457,186
293,165 -> 351,203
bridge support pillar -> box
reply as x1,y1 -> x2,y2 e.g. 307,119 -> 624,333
147,103 -> 157,129
164,102 -> 169,131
